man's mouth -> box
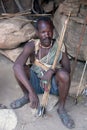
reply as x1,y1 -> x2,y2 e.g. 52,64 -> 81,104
43,37 -> 51,43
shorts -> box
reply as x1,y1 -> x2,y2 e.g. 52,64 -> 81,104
30,69 -> 59,95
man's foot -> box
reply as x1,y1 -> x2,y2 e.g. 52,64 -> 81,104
57,109 -> 75,129
0,104 -> 7,109
10,95 -> 29,109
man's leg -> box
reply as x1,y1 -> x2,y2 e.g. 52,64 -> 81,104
55,69 -> 75,129
10,66 -> 43,109
10,65 -> 30,109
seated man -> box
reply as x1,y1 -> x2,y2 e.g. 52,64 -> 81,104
10,16 -> 75,129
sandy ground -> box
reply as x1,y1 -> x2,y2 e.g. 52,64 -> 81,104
0,53 -> 87,130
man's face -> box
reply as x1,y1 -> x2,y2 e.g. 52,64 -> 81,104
37,21 -> 53,47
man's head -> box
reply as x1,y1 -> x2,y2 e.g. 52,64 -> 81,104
35,16 -> 54,47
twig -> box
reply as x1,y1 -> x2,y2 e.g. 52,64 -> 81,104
75,60 -> 87,103
0,12 -> 51,20
1,0 -> 6,13
14,0 -> 24,12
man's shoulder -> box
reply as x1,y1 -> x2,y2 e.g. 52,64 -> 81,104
27,39 -> 40,46
25,39 -> 35,48
24,39 -> 40,52
22,41 -> 34,54
30,39 -> 40,53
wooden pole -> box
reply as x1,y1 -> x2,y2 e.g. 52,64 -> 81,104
1,0 -> 6,13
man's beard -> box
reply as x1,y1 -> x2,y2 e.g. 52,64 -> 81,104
42,37 -> 52,45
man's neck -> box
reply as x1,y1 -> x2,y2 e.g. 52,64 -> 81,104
39,43 -> 52,49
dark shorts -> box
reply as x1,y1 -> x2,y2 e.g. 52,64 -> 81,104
30,69 -> 59,95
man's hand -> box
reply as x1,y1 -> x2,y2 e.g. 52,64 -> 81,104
40,69 -> 54,91
29,90 -> 39,109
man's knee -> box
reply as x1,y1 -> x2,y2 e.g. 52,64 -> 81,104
56,69 -> 70,83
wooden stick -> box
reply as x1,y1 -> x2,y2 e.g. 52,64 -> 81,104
14,0 -> 24,12
34,59 -> 49,71
76,60 -> 87,98
0,12 -> 51,20
41,12 -> 71,107
1,0 -> 6,13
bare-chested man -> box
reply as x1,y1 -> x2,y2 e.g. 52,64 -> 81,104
10,16 -> 75,129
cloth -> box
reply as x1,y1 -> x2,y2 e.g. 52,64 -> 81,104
31,39 -> 65,78
30,69 -> 59,96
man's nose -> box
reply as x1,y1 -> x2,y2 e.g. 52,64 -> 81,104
45,32 -> 49,37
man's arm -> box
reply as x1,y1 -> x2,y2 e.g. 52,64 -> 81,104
13,41 -> 39,108
13,42 -> 34,92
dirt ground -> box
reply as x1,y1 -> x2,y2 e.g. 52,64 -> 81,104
0,53 -> 87,130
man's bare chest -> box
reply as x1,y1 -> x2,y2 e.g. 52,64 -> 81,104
35,47 -> 50,60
